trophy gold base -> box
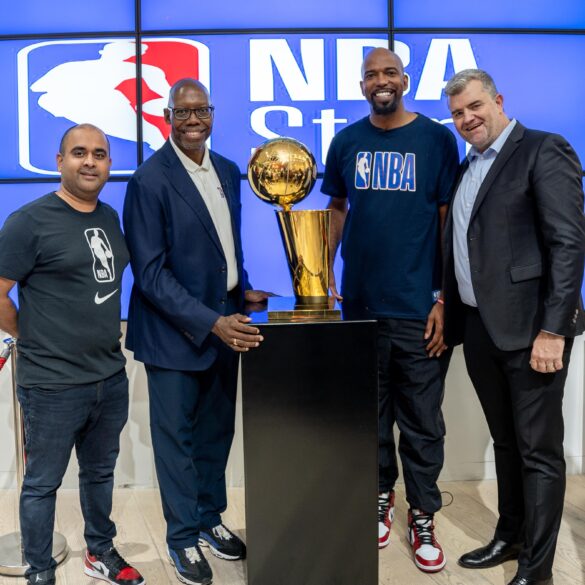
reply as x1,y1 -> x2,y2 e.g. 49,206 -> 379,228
267,296 -> 341,321
0,532 -> 68,576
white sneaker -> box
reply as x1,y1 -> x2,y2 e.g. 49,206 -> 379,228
378,491 -> 395,549
407,508 -> 446,572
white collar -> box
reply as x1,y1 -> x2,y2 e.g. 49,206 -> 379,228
169,135 -> 210,173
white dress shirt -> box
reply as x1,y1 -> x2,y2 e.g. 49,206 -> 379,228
452,119 -> 517,306
170,137 -> 239,291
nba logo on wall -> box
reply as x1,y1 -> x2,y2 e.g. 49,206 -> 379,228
17,38 -> 210,175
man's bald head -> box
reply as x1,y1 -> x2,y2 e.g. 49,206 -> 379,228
361,48 -> 404,79
59,123 -> 110,156
164,78 -> 213,165
168,78 -> 210,107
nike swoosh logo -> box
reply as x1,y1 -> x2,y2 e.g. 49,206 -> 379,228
94,289 -> 118,305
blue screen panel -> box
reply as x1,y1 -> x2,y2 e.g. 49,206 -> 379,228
140,33 -> 389,172
0,38 -> 139,180
141,0 -> 388,30
0,182 -> 132,318
0,0 -> 135,35
395,34 -> 585,166
6,33 -> 584,182
394,0 -> 585,29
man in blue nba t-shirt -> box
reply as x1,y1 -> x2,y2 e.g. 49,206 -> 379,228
322,47 -> 459,573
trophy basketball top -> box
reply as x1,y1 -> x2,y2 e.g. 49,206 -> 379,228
247,137 -> 317,212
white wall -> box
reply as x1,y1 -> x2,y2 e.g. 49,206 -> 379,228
0,326 -> 582,489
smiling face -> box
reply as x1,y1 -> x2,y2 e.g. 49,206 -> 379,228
448,79 -> 509,153
164,81 -> 212,164
57,126 -> 111,203
360,48 -> 408,117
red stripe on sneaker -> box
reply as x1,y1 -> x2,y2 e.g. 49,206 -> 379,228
117,567 -> 142,579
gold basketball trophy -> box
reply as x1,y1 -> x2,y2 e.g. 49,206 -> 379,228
248,137 -> 340,320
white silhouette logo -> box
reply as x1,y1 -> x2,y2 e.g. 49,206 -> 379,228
29,41 -> 170,151
84,228 -> 115,283
355,151 -> 371,189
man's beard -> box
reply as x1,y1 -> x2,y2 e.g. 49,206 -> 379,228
372,99 -> 398,116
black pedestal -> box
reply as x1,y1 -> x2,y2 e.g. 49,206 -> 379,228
241,319 -> 378,585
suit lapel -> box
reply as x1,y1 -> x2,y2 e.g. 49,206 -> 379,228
444,160 -> 469,248
210,152 -> 245,267
161,142 -> 224,257
209,152 -> 236,219
469,122 -> 525,223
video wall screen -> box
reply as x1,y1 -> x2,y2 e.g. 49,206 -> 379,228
2,1 -> 585,316
0,0 -> 135,35
7,33 -> 585,180
141,0 -> 389,30
393,0 -> 585,29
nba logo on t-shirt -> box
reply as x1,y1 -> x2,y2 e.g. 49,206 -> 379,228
85,228 -> 115,283
355,152 -> 371,189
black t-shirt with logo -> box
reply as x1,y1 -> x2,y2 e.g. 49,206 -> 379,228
0,192 -> 129,388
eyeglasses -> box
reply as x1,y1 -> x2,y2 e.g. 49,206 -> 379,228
169,106 -> 215,120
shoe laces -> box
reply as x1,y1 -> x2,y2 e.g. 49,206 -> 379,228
378,493 -> 390,522
185,546 -> 203,564
212,524 -> 233,541
410,510 -> 436,546
95,547 -> 129,573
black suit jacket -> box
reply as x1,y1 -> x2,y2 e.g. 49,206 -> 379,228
123,141 -> 250,370
443,122 -> 585,351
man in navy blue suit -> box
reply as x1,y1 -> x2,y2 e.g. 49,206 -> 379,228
123,78 -> 268,585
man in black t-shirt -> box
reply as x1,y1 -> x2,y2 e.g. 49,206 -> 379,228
322,48 -> 459,573
0,125 -> 144,585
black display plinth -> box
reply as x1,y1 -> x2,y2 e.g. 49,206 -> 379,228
241,318 -> 378,585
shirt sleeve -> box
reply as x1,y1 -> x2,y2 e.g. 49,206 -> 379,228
0,211 -> 38,282
321,135 -> 348,199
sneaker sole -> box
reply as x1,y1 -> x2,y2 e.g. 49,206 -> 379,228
198,537 -> 244,561
167,552 -> 213,585
83,565 -> 146,585
413,555 -> 447,573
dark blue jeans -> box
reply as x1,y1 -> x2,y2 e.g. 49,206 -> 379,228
17,369 -> 129,577
377,318 -> 451,513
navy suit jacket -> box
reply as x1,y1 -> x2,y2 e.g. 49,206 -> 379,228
443,122 -> 585,351
123,141 -> 250,370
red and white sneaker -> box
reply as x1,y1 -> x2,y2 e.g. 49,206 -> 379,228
378,491 -> 395,549
407,508 -> 446,572
84,547 -> 145,585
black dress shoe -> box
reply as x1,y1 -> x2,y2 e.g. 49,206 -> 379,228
458,538 -> 521,568
507,575 -> 553,585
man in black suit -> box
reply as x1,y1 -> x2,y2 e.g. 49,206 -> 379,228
443,69 -> 585,585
